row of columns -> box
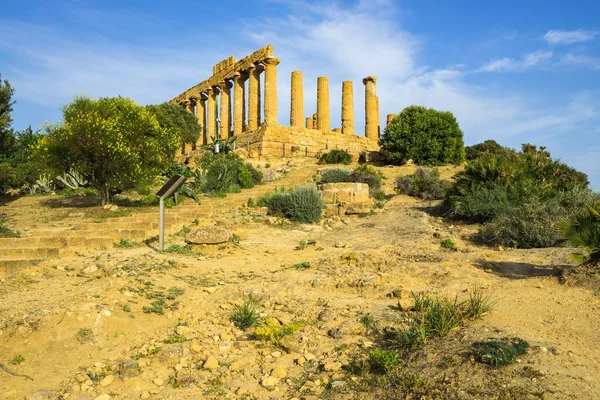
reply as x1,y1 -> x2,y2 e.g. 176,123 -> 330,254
289,73 -> 380,139
184,56 -> 281,146
182,61 -> 380,148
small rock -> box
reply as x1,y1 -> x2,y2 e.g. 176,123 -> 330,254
152,377 -> 164,386
176,325 -> 192,336
99,375 -> 114,387
82,265 -> 98,274
101,310 -> 111,317
331,380 -> 345,388
271,351 -> 282,358
203,355 -> 219,370
261,376 -> 279,387
185,226 -> 231,245
323,360 -> 343,372
271,366 -> 287,379
117,359 -> 139,379
334,241 -> 349,248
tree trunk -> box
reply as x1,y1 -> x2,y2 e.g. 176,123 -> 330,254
100,184 -> 110,206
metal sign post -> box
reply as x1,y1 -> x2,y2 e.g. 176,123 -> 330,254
155,175 -> 187,251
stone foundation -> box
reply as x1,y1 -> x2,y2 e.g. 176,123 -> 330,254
233,124 -> 380,160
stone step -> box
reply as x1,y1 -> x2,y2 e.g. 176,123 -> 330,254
0,247 -> 60,259
32,229 -> 149,240
0,237 -> 69,249
0,258 -> 45,269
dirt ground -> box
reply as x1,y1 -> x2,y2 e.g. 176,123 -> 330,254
1,165 -> 599,400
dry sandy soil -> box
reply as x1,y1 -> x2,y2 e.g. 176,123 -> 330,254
1,164 -> 599,400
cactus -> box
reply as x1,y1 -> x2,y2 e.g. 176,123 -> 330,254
56,169 -> 88,190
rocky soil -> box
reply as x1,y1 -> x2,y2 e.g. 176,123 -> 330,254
1,165 -> 599,400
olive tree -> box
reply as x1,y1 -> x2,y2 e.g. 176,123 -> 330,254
42,96 -> 179,205
380,105 -> 465,165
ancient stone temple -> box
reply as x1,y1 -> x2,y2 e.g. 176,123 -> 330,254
170,45 -> 380,159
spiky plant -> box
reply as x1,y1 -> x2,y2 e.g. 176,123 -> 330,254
558,201 -> 600,264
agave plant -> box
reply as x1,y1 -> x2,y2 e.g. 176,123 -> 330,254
558,201 -> 600,263
56,169 -> 88,190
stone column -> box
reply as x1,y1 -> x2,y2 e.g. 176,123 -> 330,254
183,101 -> 195,153
206,87 -> 216,143
341,80 -> 354,135
263,57 -> 280,126
196,94 -> 208,146
219,80 -> 232,139
312,113 -> 318,129
363,76 -> 378,139
256,64 -> 264,126
247,64 -> 259,130
317,76 -> 330,132
306,116 -> 313,129
386,113 -> 397,126
290,71 -> 304,127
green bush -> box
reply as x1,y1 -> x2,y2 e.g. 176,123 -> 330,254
444,144 -> 592,249
558,201 -> 600,263
319,149 -> 352,165
369,348 -> 400,373
396,168 -> 452,200
440,238 -> 456,250
476,189 -> 597,249
0,218 -> 18,237
473,339 -> 528,367
465,140 -> 507,161
350,164 -> 384,194
320,168 -> 352,184
263,184 -> 324,223
380,105 -> 465,166
200,152 -> 262,194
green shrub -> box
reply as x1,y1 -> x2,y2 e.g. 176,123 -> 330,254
320,168 -> 352,184
396,168 -> 452,200
369,348 -> 400,373
465,140 -> 507,161
558,201 -> 600,263
350,164 -> 384,194
440,238 -> 456,250
319,149 -> 352,165
476,190 -> 598,249
200,152 -> 262,194
0,219 -> 19,238
380,105 -> 465,165
473,339 -> 528,367
263,184 -> 324,223
255,320 -> 303,346
231,301 -> 261,331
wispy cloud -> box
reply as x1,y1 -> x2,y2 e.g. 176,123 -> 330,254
560,53 -> 600,70
478,50 -> 553,72
544,29 -> 598,45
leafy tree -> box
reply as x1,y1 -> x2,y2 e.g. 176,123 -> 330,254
0,74 -> 16,159
146,103 -> 200,148
42,96 -> 179,205
380,105 -> 465,166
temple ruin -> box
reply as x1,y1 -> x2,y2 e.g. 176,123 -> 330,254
170,45 -> 381,159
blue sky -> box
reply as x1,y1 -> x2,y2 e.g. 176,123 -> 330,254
1,0 -> 599,188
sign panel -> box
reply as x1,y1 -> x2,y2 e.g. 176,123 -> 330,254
156,175 -> 187,199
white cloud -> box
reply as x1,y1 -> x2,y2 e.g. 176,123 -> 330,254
560,53 -> 600,70
478,50 -> 553,72
544,29 -> 598,45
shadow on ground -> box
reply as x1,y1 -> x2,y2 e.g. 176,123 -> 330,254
40,196 -> 101,208
475,259 -> 566,279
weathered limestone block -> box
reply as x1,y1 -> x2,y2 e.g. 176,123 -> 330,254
317,77 -> 330,132
264,57 -> 280,126
320,182 -> 370,204
363,76 -> 378,140
306,116 -> 313,129
386,113 -> 397,126
291,71 -> 304,127
185,226 -> 232,245
341,80 -> 354,135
